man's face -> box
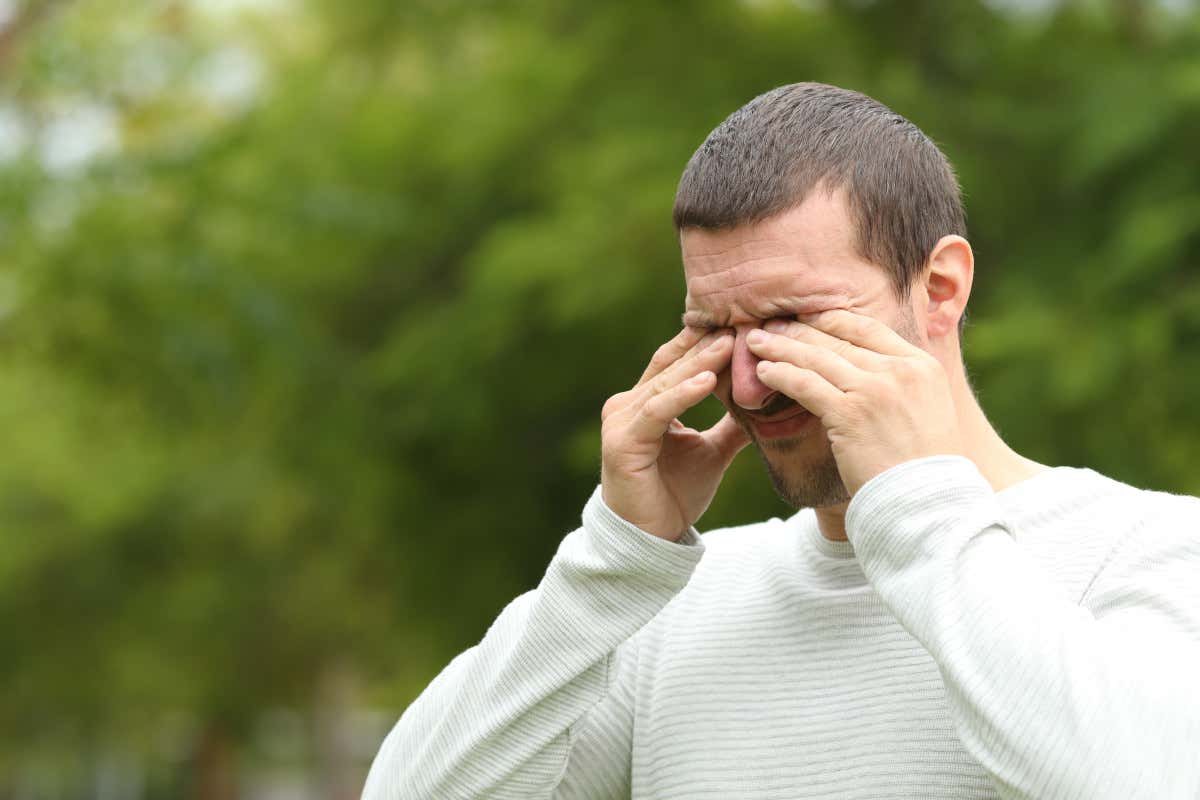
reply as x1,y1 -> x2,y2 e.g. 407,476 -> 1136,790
680,188 -> 923,509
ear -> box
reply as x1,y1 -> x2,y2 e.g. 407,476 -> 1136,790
919,234 -> 973,340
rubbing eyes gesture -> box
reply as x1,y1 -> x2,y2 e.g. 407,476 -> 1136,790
747,309 -> 964,496
600,327 -> 750,541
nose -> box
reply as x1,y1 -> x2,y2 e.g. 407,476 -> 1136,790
729,324 -> 778,411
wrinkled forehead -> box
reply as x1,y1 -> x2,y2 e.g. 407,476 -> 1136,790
683,234 -> 792,276
679,218 -> 861,328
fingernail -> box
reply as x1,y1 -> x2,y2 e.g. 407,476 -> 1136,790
764,319 -> 788,333
746,329 -> 767,345
707,335 -> 729,350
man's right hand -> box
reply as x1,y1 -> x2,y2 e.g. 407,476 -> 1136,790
600,327 -> 750,541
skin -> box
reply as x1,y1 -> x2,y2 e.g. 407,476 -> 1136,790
599,329 -> 749,542
679,184 -> 1048,542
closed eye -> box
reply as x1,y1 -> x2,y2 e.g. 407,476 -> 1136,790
681,312 -> 799,330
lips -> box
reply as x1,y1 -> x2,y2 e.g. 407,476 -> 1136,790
746,404 -> 816,440
749,403 -> 807,425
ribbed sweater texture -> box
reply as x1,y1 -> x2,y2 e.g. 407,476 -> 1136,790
363,456 -> 1200,799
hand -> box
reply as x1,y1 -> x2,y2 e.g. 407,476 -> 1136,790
746,309 -> 963,496
601,328 -> 750,541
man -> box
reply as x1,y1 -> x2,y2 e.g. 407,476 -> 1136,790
363,83 -> 1200,799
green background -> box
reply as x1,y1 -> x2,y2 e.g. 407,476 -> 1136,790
1,0 -> 1198,796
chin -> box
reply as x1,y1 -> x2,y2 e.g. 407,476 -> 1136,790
756,441 -> 850,509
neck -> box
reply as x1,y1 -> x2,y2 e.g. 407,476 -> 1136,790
814,354 -> 1048,543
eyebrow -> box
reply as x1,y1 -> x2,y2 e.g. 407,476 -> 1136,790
681,311 -> 718,328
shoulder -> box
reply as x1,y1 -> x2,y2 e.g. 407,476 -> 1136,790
1075,469 -> 1200,538
1011,466 -> 1191,535
1113,482 -> 1200,561
1079,473 -> 1200,615
1061,467 -> 1200,553
1139,484 -> 1200,522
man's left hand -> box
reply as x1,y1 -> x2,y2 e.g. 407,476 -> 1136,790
746,309 -> 964,497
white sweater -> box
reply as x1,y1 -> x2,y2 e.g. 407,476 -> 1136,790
363,456 -> 1200,799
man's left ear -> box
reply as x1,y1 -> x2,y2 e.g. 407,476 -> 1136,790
920,234 -> 973,339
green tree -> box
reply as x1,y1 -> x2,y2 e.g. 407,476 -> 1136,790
0,0 -> 1197,794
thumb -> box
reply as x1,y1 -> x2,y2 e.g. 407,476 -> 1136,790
704,412 -> 751,465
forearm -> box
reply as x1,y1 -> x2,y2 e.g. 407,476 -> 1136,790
363,486 -> 704,800
847,457 -> 1200,800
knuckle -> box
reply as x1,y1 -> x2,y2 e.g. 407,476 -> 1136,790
601,392 -> 627,420
686,338 -> 712,362
917,351 -> 942,374
894,357 -> 926,384
649,350 -> 673,371
645,341 -> 680,373
601,417 -> 633,455
641,395 -> 670,424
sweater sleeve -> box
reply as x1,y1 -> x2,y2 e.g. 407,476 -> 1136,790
845,455 -> 1200,800
361,485 -> 705,800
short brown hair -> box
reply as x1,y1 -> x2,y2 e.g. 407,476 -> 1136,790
673,83 -> 966,309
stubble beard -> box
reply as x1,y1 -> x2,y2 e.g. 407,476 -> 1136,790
727,399 -> 850,510
754,429 -> 850,509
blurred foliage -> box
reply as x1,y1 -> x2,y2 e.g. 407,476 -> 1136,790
0,0 -> 1198,793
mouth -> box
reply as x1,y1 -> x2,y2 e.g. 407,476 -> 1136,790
751,403 -> 807,423
745,403 -> 816,439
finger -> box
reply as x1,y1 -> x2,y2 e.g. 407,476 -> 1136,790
637,327 -> 711,387
746,329 -> 864,391
763,317 -> 886,371
701,411 -> 751,463
637,332 -> 732,401
755,360 -> 844,421
607,334 -> 729,421
794,309 -> 917,357
628,370 -> 716,445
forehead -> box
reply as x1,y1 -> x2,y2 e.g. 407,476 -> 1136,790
679,189 -> 880,327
